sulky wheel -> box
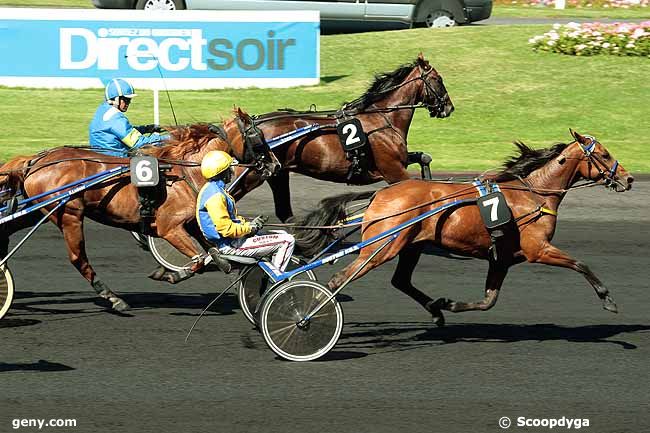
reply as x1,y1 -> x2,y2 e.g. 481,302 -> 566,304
130,231 -> 150,251
0,264 -> 15,320
147,236 -> 205,272
238,257 -> 317,325
259,280 -> 343,362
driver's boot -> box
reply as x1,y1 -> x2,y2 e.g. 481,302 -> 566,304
208,247 -> 232,274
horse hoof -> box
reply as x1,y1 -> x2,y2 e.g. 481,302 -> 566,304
425,300 -> 446,327
603,296 -> 618,313
432,313 -> 446,327
112,298 -> 131,312
148,266 -> 167,281
163,269 -> 194,284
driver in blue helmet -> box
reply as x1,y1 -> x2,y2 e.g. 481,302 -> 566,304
89,78 -> 168,157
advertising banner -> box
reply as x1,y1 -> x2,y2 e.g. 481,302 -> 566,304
0,9 -> 320,89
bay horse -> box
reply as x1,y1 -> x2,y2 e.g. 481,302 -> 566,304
0,110 -> 273,312
223,53 -> 454,222
296,130 -> 634,325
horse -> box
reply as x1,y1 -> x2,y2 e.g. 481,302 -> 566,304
0,109 -> 275,312
218,53 -> 454,222
295,130 -> 634,325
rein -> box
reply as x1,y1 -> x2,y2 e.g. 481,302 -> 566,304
266,138 -> 623,232
250,65 -> 444,125
266,183 -> 481,230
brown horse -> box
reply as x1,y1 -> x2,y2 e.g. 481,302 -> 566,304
0,110 -> 271,311
221,53 -> 454,222
297,130 -> 634,325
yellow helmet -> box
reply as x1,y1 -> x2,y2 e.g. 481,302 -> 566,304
201,150 -> 234,179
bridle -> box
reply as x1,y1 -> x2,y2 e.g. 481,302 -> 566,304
234,116 -> 281,178
417,65 -> 446,117
577,135 -> 624,190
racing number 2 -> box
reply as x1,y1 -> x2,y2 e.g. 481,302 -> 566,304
337,118 -> 366,151
342,123 -> 361,148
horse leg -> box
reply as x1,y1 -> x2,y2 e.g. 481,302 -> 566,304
526,242 -> 617,313
434,262 -> 508,314
154,225 -> 206,284
267,170 -> 294,222
390,243 -> 446,326
58,212 -> 129,312
371,135 -> 411,184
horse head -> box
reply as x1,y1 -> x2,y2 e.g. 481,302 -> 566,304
569,129 -> 633,192
416,53 -> 454,118
230,107 -> 281,180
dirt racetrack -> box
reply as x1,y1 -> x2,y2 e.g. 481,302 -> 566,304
1,174 -> 648,433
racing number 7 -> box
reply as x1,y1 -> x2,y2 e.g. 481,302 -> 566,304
482,196 -> 500,222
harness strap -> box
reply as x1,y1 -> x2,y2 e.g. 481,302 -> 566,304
540,207 -> 558,216
180,165 -> 200,196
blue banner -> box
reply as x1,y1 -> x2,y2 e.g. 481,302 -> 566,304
0,9 -> 320,89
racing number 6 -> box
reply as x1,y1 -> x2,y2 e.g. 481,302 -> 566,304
136,159 -> 153,183
130,156 -> 159,187
482,196 -> 500,222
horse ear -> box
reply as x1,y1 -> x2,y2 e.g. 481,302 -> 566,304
570,128 -> 585,143
417,52 -> 425,64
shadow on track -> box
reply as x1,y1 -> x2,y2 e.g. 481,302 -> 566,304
338,322 -> 649,353
7,291 -> 241,317
0,360 -> 75,373
0,318 -> 41,329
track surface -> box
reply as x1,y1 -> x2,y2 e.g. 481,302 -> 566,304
1,175 -> 648,433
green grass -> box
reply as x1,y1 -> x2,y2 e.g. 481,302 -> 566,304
1,25 -> 649,172
0,0 -> 89,7
493,4 -> 650,19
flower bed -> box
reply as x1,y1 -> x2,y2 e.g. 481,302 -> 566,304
529,21 -> 650,55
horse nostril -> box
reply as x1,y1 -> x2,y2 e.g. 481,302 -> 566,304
627,176 -> 634,184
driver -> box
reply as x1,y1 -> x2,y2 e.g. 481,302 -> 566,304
89,78 -> 168,157
197,150 -> 295,273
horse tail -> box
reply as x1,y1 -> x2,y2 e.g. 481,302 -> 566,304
294,191 -> 375,258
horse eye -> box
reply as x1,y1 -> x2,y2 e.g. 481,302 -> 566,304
603,153 -> 611,160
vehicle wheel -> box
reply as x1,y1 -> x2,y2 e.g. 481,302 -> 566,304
238,256 -> 317,325
148,236 -> 204,272
135,0 -> 185,10
0,264 -> 15,320
130,231 -> 150,251
425,10 -> 456,28
259,280 -> 343,362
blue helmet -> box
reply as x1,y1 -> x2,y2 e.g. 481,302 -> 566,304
104,78 -> 137,101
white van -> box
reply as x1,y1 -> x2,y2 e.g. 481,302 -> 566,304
92,0 -> 493,29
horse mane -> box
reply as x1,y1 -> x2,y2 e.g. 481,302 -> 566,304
149,123 -> 223,160
343,60 -> 417,111
493,141 -> 569,182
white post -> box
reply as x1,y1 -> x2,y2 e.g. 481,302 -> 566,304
555,0 -> 566,9
153,88 -> 160,125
